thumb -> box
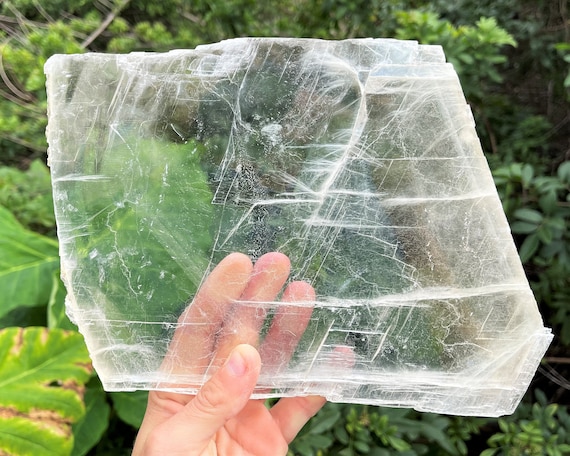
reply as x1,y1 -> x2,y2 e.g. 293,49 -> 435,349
143,345 -> 261,455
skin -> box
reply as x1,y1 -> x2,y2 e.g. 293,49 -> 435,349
132,252 -> 325,455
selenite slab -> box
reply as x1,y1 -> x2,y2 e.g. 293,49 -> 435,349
45,38 -> 552,416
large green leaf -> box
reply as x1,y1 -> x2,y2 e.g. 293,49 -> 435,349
0,159 -> 56,231
110,390 -> 148,428
71,384 -> 110,456
0,327 -> 92,456
0,205 -> 60,318
47,270 -> 76,331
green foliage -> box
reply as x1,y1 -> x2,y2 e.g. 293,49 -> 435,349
554,42 -> 570,95
494,161 -> 570,344
0,327 -> 92,456
0,0 -> 568,455
482,391 -> 570,456
289,403 -> 490,455
55,138 -> 213,331
0,205 -> 59,321
0,17 -> 85,162
109,391 -> 148,429
47,271 -> 76,331
433,0 -> 569,99
0,159 -> 55,233
71,385 -> 111,456
394,11 -> 516,101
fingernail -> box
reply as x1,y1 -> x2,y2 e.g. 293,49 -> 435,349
226,348 -> 247,377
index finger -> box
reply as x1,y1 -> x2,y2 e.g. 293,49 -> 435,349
162,252 -> 253,376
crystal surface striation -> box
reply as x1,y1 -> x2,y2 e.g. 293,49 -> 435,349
45,38 -> 552,416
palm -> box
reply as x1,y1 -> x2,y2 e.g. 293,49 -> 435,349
133,252 -> 325,455
215,400 -> 288,454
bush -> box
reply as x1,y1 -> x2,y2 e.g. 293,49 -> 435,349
0,1 -> 568,455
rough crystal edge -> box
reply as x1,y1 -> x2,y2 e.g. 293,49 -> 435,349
96,329 -> 552,417
44,38 -> 552,417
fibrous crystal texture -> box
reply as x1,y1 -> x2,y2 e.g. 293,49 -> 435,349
45,38 -> 552,416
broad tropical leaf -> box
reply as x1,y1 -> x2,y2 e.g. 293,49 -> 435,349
111,390 -> 148,428
47,270 -> 76,331
0,327 -> 92,456
71,385 -> 110,456
0,205 -> 60,318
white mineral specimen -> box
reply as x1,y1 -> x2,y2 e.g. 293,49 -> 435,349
45,38 -> 552,416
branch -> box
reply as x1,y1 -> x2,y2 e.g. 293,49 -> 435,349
544,357 -> 570,364
81,0 -> 132,49
181,11 -> 205,27
0,47 -> 35,102
1,133 -> 46,153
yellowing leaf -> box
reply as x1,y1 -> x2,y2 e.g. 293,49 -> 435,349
0,327 -> 92,456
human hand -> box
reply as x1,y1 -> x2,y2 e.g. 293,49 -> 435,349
132,252 -> 324,455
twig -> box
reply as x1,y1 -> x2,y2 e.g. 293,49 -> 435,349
0,87 -> 44,113
539,365 -> 570,390
2,134 -> 46,153
32,0 -> 55,24
0,44 -> 34,102
544,357 -> 570,364
81,0 -> 132,49
181,11 -> 205,26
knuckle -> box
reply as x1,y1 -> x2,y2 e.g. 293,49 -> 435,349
191,376 -> 227,416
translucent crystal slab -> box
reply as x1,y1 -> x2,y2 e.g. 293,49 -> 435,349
45,38 -> 552,416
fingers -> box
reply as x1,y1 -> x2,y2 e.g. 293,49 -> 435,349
259,280 -> 315,374
269,345 -> 354,444
212,252 -> 291,366
270,395 -> 327,444
162,252 -> 253,374
163,250 -> 315,388
137,345 -> 261,455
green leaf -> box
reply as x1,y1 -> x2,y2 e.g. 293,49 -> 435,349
545,216 -> 566,232
0,160 -> 55,231
498,418 -> 510,434
71,385 -> 110,456
308,407 -> 341,434
514,208 -> 543,224
0,327 -> 92,456
111,390 -> 149,428
305,434 -> 334,449
487,433 -> 505,446
386,434 -> 411,451
0,305 -> 47,328
557,161 -> 570,183
47,270 -> 76,331
334,423 -> 350,444
54,138 -> 213,339
519,233 -> 540,263
520,164 -> 534,187
417,421 -> 457,454
0,205 -> 60,319
353,439 -> 370,453
537,225 -> 553,244
511,221 -> 539,234
538,192 -> 559,215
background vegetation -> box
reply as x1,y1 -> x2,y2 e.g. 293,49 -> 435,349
0,0 -> 568,454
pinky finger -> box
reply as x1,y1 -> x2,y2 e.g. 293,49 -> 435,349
270,395 -> 326,444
